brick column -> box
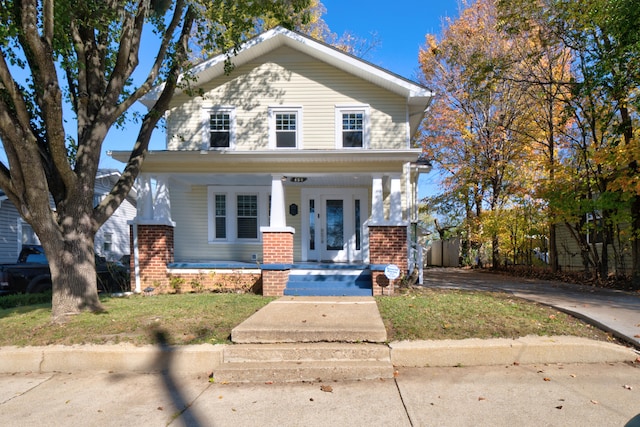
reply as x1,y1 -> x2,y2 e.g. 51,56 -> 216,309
261,229 -> 294,296
369,225 -> 407,296
132,224 -> 174,291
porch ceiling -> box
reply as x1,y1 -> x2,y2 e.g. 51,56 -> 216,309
169,172 -> 375,188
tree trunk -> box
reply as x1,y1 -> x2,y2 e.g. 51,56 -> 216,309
43,233 -> 103,322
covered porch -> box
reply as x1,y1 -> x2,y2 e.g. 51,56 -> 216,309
113,149 -> 427,296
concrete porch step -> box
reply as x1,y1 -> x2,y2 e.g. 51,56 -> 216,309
230,297 -> 388,344
213,343 -> 394,383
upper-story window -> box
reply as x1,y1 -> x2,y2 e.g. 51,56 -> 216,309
269,106 -> 302,149
335,105 -> 370,149
204,107 -> 236,149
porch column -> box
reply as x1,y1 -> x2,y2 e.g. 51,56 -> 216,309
153,175 -> 173,224
371,174 -> 384,223
389,174 -> 402,223
270,175 -> 287,227
137,174 -> 154,221
130,174 -> 176,294
369,225 -> 408,296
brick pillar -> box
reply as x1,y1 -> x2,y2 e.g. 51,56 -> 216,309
369,225 -> 408,296
132,224 -> 174,291
261,229 -> 294,296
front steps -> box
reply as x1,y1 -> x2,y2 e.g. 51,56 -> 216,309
284,266 -> 372,296
212,296 -> 392,383
212,343 -> 394,383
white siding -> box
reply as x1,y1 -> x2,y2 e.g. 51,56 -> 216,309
167,46 -> 408,152
0,201 -> 20,263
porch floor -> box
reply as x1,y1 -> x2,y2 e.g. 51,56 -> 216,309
167,261 -> 373,296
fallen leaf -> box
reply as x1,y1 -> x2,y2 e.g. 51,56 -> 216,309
310,398 -> 314,401
591,400 -> 599,405
393,370 -> 399,378
513,362 -> 520,366
570,374 -> 577,378
320,385 -> 333,393
232,408 -> 237,412
543,378 -> 551,382
478,397 -> 486,401
634,334 -> 640,338
265,381 -> 273,385
555,406 -> 563,410
623,385 -> 633,390
301,320 -> 307,323
157,407 -> 163,411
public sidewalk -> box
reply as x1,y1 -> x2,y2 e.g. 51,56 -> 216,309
1,362 -> 639,426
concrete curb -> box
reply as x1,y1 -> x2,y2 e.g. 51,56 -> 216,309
1,336 -> 637,375
389,336 -> 639,367
0,344 -> 224,374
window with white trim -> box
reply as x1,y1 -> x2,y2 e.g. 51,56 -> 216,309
207,187 -> 270,243
103,233 -> 113,253
269,106 -> 302,148
586,212 -> 603,244
237,194 -> 258,239
335,106 -> 370,148
204,107 -> 236,149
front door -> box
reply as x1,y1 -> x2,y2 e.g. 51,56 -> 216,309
302,188 -> 368,263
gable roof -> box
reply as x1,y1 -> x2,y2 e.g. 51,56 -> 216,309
141,27 -> 433,123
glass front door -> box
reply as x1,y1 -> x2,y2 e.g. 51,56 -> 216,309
324,198 -> 346,261
302,188 -> 368,263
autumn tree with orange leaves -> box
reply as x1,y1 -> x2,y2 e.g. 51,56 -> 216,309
418,0 -> 539,268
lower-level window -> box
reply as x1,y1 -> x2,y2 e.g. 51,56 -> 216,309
208,186 -> 269,243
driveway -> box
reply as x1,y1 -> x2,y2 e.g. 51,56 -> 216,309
421,267 -> 640,349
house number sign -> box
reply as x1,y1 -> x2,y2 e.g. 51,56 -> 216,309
384,264 -> 400,280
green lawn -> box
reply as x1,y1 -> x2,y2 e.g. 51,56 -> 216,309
0,288 -> 614,346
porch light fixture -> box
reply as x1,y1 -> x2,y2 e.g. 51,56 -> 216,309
289,177 -> 307,183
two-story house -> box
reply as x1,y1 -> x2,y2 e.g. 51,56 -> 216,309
110,27 -> 433,296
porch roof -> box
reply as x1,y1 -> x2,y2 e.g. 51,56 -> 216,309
108,148 -> 423,174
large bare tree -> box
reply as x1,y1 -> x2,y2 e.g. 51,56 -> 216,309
0,0 -> 312,321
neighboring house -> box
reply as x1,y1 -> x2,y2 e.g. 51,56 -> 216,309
0,169 -> 136,264
110,27 -> 433,296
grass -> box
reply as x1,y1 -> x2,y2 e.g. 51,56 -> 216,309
377,287 -> 612,342
0,288 -> 614,347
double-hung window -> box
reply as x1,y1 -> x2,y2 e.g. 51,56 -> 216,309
236,195 -> 258,239
269,106 -> 302,148
208,187 -> 269,243
205,107 -> 236,149
335,105 -> 370,148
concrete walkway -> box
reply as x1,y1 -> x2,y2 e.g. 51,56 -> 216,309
422,267 -> 640,348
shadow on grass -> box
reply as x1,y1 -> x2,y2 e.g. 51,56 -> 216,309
153,327 -> 204,427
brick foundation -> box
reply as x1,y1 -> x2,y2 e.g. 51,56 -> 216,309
369,225 -> 408,296
261,230 -> 294,296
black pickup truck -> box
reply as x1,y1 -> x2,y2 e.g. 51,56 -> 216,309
0,245 -> 130,296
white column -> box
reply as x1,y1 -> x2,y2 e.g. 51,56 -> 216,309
390,174 -> 402,223
136,174 -> 153,221
153,175 -> 172,224
270,175 -> 287,228
371,174 -> 384,223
